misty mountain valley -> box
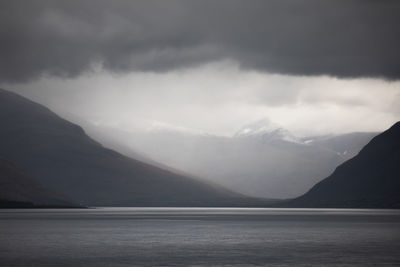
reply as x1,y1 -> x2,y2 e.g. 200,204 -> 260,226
1,1 -> 400,266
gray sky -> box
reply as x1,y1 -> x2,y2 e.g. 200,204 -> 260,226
1,0 -> 399,135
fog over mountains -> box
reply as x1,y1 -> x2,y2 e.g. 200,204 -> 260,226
1,87 -> 398,209
84,118 -> 376,199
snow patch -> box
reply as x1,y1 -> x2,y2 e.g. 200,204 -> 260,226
234,118 -> 304,144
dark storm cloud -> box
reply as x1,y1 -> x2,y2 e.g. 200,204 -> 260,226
1,0 -> 400,82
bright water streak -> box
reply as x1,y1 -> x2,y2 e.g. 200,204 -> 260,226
0,208 -> 400,266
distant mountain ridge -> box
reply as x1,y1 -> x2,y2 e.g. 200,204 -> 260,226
83,119 -> 376,199
301,132 -> 378,159
0,88 -> 263,207
285,121 -> 400,208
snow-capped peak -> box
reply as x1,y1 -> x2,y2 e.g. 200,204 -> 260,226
234,119 -> 280,137
234,119 -> 303,144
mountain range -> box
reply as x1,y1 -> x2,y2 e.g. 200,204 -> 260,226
0,88 -> 397,209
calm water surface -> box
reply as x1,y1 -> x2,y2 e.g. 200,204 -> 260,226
0,208 -> 399,266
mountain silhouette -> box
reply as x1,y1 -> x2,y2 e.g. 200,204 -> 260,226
286,121 -> 400,208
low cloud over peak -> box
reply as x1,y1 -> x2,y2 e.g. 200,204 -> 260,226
1,0 -> 400,82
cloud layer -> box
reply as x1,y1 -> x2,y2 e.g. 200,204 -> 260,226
6,62 -> 400,136
1,0 -> 400,82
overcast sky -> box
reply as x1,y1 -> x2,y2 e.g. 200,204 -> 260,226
1,0 -> 399,136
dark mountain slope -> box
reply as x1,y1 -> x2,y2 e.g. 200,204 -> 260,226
286,121 -> 400,208
0,158 -> 78,208
0,88 -> 260,206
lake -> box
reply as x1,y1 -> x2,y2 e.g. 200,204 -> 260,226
1,208 -> 399,266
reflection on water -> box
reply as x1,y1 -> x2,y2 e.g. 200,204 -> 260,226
1,208 -> 400,266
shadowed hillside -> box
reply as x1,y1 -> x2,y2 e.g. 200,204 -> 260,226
0,158 -> 78,208
285,121 -> 400,208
